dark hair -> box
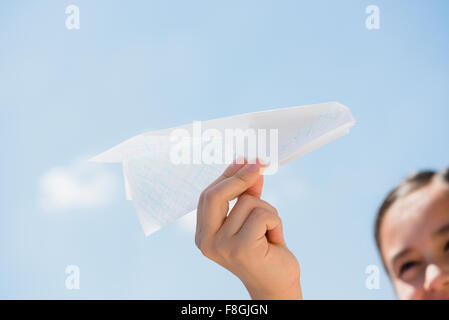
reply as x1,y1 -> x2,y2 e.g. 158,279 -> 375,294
374,167 -> 449,271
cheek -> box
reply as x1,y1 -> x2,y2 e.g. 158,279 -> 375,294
394,280 -> 423,300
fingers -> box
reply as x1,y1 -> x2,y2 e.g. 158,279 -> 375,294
237,207 -> 285,247
196,157 -> 246,235
219,194 -> 278,236
244,173 -> 264,198
208,158 -> 265,204
200,160 -> 265,236
205,157 -> 248,192
244,162 -> 264,198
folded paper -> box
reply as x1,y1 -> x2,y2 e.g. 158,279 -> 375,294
90,102 -> 355,235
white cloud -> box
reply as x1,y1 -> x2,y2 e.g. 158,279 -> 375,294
38,158 -> 118,212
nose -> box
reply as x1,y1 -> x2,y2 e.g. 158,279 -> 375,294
423,264 -> 449,293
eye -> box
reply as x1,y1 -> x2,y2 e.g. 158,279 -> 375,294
399,261 -> 418,276
444,240 -> 449,252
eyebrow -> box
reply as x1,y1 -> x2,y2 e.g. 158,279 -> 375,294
388,221 -> 449,269
390,248 -> 413,267
434,221 -> 449,236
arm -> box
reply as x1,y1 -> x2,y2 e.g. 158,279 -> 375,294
195,158 -> 302,300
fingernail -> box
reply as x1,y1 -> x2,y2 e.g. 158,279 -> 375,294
256,157 -> 266,166
235,156 -> 246,164
258,156 -> 270,166
247,162 -> 260,172
248,158 -> 265,167
231,156 -> 246,169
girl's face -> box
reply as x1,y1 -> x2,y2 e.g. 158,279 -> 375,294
380,179 -> 449,299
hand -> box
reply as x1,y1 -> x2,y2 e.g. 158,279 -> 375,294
195,158 -> 302,300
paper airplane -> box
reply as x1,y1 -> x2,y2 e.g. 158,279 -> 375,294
90,102 -> 355,235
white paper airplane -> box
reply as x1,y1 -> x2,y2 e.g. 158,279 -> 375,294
90,102 -> 355,236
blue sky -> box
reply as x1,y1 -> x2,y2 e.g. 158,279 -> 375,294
1,0 -> 448,299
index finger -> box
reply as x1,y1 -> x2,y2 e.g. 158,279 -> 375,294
201,159 -> 265,236
196,157 -> 247,236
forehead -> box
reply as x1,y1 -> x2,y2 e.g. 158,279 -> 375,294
380,179 -> 449,262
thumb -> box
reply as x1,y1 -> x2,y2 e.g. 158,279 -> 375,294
242,158 -> 265,198
244,174 -> 264,198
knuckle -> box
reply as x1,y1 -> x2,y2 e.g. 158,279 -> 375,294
250,208 -> 266,221
238,193 -> 256,204
266,211 -> 281,225
198,239 -> 213,257
269,204 -> 279,216
234,174 -> 250,189
274,214 -> 282,226
220,171 -> 232,180
260,199 -> 278,215
203,187 -> 219,202
198,190 -> 206,204
198,236 -> 228,260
